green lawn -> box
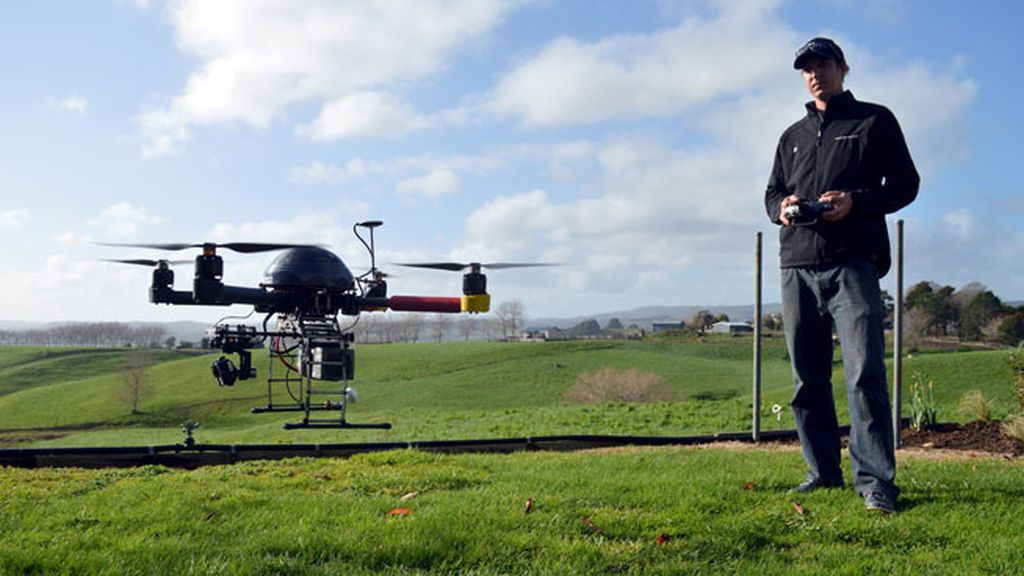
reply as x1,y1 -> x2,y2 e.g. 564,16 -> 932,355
0,338 -> 1019,447
1,340 -> 1022,574
1,446 -> 1021,574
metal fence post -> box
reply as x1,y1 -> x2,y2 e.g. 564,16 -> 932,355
892,219 -> 904,450
753,231 -> 763,442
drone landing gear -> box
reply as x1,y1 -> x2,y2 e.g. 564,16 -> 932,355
283,421 -> 392,430
260,316 -> 391,430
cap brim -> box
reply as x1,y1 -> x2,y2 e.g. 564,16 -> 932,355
793,50 -> 836,69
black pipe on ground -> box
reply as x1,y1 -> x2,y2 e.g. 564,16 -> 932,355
0,428 -> 819,469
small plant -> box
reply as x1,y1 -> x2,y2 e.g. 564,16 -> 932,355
771,403 -> 784,430
565,368 -> 673,404
909,372 -> 938,431
1009,344 -> 1024,410
957,390 -> 994,422
1002,415 -> 1024,443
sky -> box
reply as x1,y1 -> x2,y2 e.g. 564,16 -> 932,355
0,0 -> 1021,325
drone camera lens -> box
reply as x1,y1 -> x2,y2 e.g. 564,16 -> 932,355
211,356 -> 239,387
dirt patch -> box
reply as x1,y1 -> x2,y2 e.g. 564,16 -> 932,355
900,420 -> 1024,457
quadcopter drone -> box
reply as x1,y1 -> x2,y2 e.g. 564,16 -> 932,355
103,221 -> 548,430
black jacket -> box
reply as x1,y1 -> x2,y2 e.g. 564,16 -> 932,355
765,90 -> 919,277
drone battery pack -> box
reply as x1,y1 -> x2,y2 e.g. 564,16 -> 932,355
301,346 -> 354,381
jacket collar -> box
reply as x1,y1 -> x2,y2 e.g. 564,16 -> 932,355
805,90 -> 855,118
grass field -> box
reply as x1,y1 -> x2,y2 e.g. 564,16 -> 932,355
2,339 -> 1022,574
0,337 -> 1019,447
2,446 -> 1022,574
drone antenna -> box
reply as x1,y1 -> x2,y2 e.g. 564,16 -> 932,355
354,220 -> 384,273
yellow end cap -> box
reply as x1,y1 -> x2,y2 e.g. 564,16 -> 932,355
461,294 -> 491,313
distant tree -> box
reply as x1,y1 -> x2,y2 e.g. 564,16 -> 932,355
164,336 -> 177,349
998,311 -> 1024,346
431,313 -> 453,342
399,314 -> 425,343
960,290 -> 1004,341
571,319 -> 601,337
950,282 -> 988,312
119,350 -> 152,415
903,307 -> 931,350
604,318 -> 624,331
763,313 -> 784,332
458,314 -> 476,341
715,313 -> 730,323
495,300 -> 525,339
689,310 -> 715,335
905,281 -> 956,336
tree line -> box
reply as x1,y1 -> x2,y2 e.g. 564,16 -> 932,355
903,281 -> 1024,347
0,322 -> 170,348
351,300 -> 527,343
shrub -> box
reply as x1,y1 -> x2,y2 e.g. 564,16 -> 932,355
1001,415 -> 1024,443
565,368 -> 674,404
957,390 -> 994,422
1009,344 -> 1024,410
909,372 -> 938,431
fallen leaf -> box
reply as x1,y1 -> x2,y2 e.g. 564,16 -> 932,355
399,491 -> 420,502
743,482 -> 755,491
579,516 -> 604,534
524,498 -> 534,514
791,501 -> 805,516
388,508 -> 412,517
656,534 -> 670,545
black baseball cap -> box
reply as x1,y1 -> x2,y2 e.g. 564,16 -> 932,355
793,37 -> 846,69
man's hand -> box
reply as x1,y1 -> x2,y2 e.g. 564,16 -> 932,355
820,190 -> 852,221
779,194 -> 800,226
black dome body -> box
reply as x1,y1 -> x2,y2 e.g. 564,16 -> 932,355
261,246 -> 355,291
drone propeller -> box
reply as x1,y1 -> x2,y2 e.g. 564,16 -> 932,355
396,262 -> 558,272
97,242 -> 318,253
103,258 -> 191,267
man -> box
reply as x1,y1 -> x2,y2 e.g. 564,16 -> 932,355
764,37 -> 919,513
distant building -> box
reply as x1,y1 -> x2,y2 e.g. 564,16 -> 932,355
710,321 -> 754,335
651,322 -> 685,333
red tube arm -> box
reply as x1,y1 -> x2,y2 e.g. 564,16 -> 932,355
387,295 -> 462,313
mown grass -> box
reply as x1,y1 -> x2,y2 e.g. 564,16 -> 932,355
1,446 -> 1022,574
0,338 -> 1019,447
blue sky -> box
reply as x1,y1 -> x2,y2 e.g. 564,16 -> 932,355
0,0 -> 1020,324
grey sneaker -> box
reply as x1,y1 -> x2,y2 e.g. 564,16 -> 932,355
864,492 -> 896,514
790,477 -> 844,494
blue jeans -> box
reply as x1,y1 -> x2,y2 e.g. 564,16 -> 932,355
781,259 -> 898,500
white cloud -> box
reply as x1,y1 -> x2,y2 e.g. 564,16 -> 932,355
139,0 -> 519,156
853,56 -> 977,177
943,209 -> 974,241
54,230 -> 93,245
451,134 -> 764,306
297,91 -> 429,141
90,202 -> 162,237
488,0 -> 794,127
49,94 -> 88,114
0,209 -> 29,228
207,209 -> 374,253
205,210 -> 376,287
397,168 -> 461,199
288,157 -> 376,182
903,215 -> 1024,303
0,255 -> 164,322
